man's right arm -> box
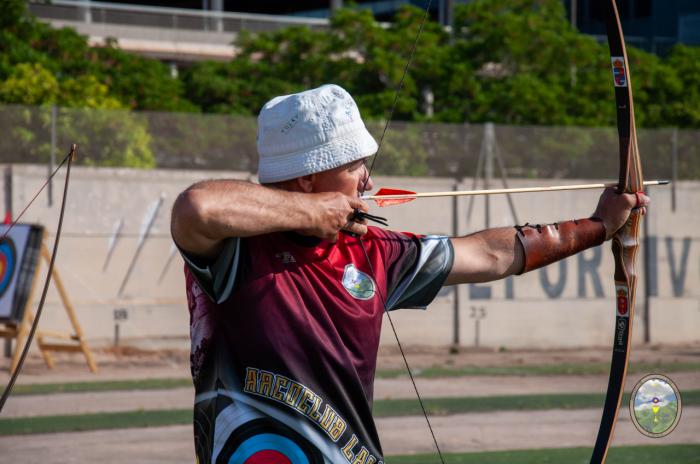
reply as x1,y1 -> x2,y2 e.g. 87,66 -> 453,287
171,180 -> 368,260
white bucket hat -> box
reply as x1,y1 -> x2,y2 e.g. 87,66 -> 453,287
256,84 -> 378,183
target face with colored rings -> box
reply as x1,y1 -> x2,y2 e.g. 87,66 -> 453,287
217,419 -> 324,464
231,434 -> 309,463
0,238 -> 17,299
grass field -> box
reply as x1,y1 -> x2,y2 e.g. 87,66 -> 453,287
389,445 -> 700,463
11,378 -> 193,396
1,390 -> 697,435
3,351 -> 696,462
0,413 -> 697,461
10,360 -> 700,396
372,389 -> 699,417
376,361 -> 700,379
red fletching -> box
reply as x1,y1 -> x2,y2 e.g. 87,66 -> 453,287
372,188 -> 416,207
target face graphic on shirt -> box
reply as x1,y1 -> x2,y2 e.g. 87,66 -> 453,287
0,238 -> 17,300
217,418 -> 324,464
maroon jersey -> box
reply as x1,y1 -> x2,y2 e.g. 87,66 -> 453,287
182,227 -> 452,463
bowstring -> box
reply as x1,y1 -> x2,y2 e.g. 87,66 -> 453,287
357,2 -> 446,462
0,151 -> 72,242
362,2 -> 433,192
358,243 -> 446,464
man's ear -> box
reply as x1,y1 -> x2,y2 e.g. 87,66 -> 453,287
296,174 -> 315,193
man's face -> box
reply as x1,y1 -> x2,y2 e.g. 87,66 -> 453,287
312,158 -> 374,197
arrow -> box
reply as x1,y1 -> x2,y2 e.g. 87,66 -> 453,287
102,218 -> 124,272
157,243 -> 178,285
361,180 -> 669,207
116,193 -> 164,297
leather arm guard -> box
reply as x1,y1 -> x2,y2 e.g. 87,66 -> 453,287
515,218 -> 606,275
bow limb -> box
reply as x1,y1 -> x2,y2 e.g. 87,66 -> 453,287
591,3 -> 644,463
0,144 -> 76,414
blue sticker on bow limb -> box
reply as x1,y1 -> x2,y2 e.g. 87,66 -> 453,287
611,57 -> 627,87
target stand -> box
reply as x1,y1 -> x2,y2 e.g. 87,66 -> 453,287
0,227 -> 97,375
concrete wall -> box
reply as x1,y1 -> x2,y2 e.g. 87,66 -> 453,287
6,165 -> 699,350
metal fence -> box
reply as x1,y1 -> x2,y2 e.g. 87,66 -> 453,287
28,0 -> 330,36
0,103 -> 697,183
2,103 -> 698,348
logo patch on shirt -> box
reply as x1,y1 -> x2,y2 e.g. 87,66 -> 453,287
341,264 -> 375,300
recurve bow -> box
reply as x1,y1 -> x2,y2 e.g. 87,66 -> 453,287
0,144 -> 76,414
591,1 -> 644,462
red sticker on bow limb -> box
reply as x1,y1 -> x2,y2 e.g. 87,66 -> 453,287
616,285 -> 630,317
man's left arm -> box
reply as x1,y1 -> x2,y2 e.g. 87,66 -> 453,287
445,226 -> 525,285
445,188 -> 649,286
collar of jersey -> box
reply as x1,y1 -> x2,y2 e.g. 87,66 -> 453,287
280,230 -> 377,262
280,231 -> 334,261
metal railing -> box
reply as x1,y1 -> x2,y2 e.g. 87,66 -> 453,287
1,103 -> 697,184
28,0 -> 331,35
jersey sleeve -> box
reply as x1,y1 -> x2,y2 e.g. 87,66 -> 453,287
379,230 -> 454,311
179,237 -> 242,304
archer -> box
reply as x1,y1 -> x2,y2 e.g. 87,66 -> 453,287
170,84 -> 647,463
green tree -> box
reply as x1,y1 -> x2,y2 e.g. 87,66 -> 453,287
655,45 -> 700,127
0,0 -> 195,112
94,39 -> 197,112
0,1 -> 174,167
0,63 -> 59,105
447,0 -> 609,126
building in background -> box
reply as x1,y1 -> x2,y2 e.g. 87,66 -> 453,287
568,0 -> 700,55
29,0 -> 700,65
69,0 -> 443,22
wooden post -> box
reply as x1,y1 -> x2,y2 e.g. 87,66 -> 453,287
37,242 -> 97,373
7,235 -> 44,374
